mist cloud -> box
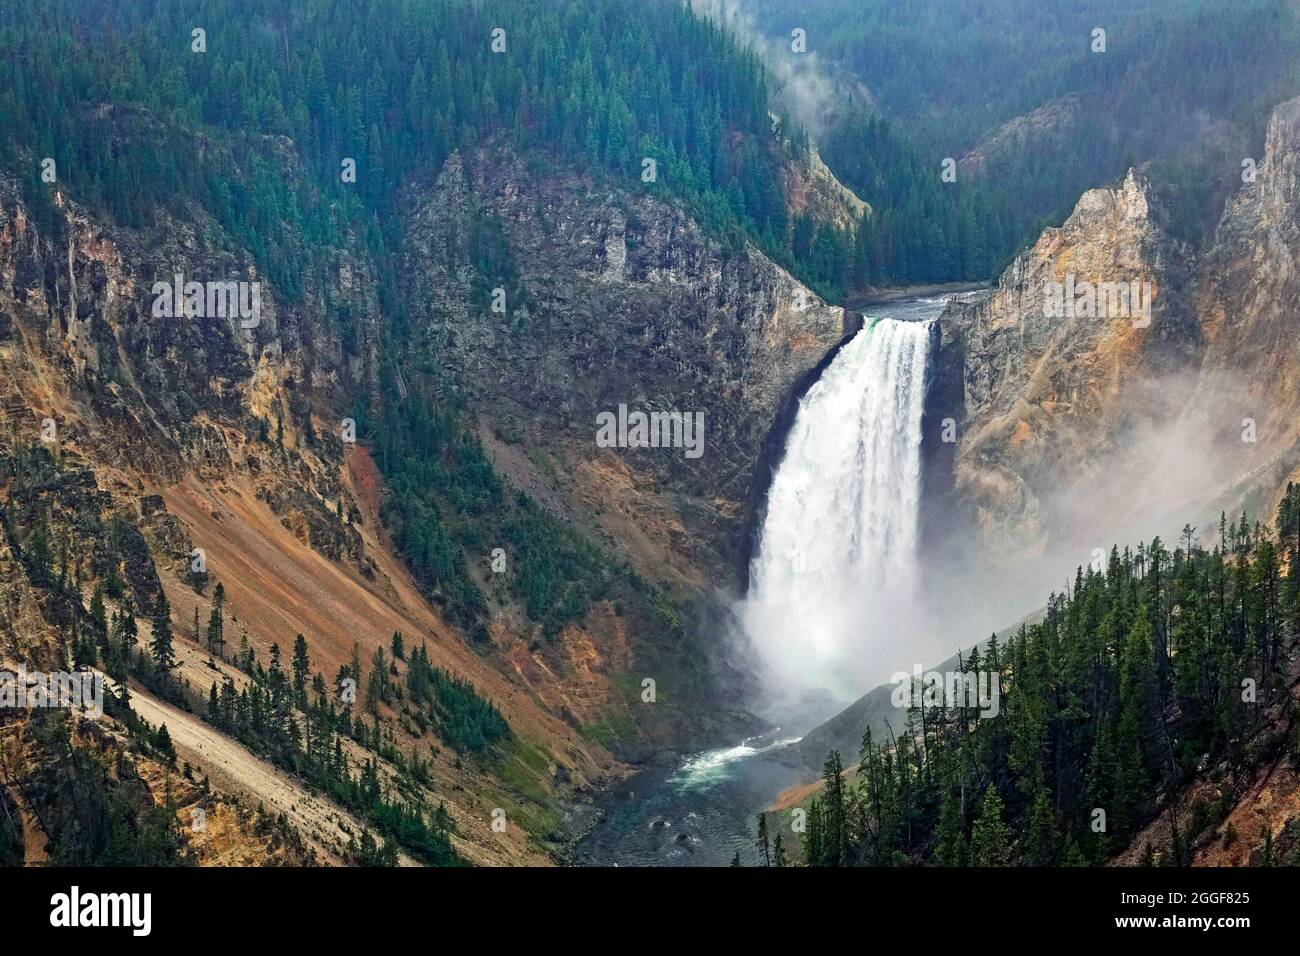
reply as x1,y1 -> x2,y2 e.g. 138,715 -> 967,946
688,0 -> 840,138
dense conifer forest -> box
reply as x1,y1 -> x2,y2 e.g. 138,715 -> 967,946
747,0 -> 1300,280
776,495 -> 1300,866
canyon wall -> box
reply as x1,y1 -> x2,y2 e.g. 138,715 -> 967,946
402,146 -> 850,588
936,95 -> 1300,560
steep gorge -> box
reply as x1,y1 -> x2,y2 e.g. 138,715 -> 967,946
402,146 -> 853,589
0,123 -> 860,862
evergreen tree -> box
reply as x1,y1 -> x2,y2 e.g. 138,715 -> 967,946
155,723 -> 176,765
292,634 -> 311,702
755,813 -> 771,867
935,785 -> 967,866
150,592 -> 177,684
969,786 -> 1011,866
207,604 -> 225,662
820,751 -> 847,866
89,585 -> 107,638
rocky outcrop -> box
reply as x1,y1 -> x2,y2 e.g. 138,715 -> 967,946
958,93 -> 1084,179
937,169 -> 1199,554
1187,96 -> 1300,519
786,142 -> 871,232
0,162 -> 377,577
938,94 -> 1300,557
402,146 -> 851,584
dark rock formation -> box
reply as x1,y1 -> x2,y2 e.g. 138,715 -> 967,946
402,146 -> 849,587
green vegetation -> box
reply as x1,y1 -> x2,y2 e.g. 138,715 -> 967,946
1,0 -> 756,661
745,0 -> 1300,280
0,0 -> 859,299
0,0 -> 875,653
405,640 -> 509,753
0,438 -> 464,866
820,108 -> 1014,284
194,632 -> 462,866
367,390 -> 617,643
785,513 -> 1298,866
15,712 -> 191,866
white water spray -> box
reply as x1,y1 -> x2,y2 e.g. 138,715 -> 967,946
741,317 -> 935,708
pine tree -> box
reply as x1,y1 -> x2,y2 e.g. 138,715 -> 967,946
108,645 -> 130,706
367,646 -> 390,712
820,751 -> 846,866
969,785 -> 1011,866
155,723 -> 176,765
755,813 -> 771,866
292,634 -> 310,702
150,591 -> 177,683
803,797 -> 824,867
772,833 -> 788,867
1114,606 -> 1156,836
89,585 -> 107,638
935,785 -> 967,866
1025,784 -> 1058,866
207,604 -> 225,662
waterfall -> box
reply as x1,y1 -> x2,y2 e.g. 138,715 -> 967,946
741,316 -> 935,707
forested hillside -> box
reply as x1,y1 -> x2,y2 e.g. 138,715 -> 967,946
736,0 -> 1300,283
0,0 -> 878,643
0,0 -> 859,298
0,0 -> 847,668
779,495 -> 1300,867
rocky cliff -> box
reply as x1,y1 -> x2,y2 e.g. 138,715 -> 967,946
936,95 -> 1300,559
936,169 -> 1199,556
1188,95 -> 1300,522
402,146 -> 851,588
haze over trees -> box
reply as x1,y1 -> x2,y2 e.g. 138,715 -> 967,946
741,0 -> 1300,279
789,516 -> 1299,866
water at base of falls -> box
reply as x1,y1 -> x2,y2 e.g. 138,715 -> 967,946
572,729 -> 805,867
741,311 -> 936,709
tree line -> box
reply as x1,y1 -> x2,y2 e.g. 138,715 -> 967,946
751,506 -> 1299,866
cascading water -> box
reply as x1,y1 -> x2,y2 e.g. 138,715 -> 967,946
741,315 -> 935,707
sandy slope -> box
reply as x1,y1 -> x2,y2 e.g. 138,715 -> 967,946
161,460 -> 611,780
149,451 -> 623,864
122,684 -> 406,865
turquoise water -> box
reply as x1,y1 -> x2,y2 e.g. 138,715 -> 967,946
574,731 -> 803,867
